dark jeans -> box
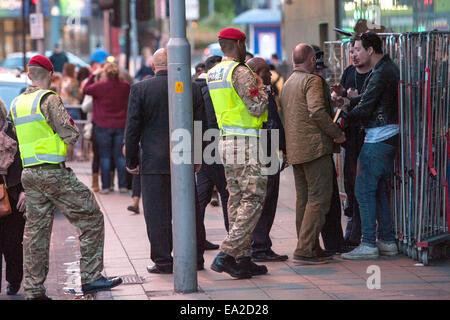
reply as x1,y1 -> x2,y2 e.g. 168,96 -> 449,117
195,163 -> 229,232
355,142 -> 397,247
321,162 -> 344,251
141,174 -> 204,267
251,169 -> 280,254
94,125 -> 127,190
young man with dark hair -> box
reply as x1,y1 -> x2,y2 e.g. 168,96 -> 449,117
330,37 -> 372,248
339,32 -> 400,260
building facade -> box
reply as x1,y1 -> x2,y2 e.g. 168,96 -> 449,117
282,0 -> 450,62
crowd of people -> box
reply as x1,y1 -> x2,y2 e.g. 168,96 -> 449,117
0,27 -> 404,298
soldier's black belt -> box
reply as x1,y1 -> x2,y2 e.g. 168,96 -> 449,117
28,162 -> 66,170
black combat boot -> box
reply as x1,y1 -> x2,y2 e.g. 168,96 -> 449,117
237,257 -> 268,276
211,252 -> 252,279
81,276 -> 123,294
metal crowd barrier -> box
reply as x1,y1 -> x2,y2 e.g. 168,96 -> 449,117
325,32 -> 450,265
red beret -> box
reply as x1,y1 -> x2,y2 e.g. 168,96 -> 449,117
28,55 -> 54,73
218,28 -> 246,41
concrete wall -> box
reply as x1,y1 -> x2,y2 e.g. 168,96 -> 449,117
282,0 -> 338,62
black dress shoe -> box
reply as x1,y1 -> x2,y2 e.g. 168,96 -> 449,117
211,252 -> 252,279
252,249 -> 288,262
7,283 -> 20,296
237,257 -> 268,276
204,240 -> 220,250
147,264 -> 173,274
27,295 -> 52,300
81,276 -> 123,294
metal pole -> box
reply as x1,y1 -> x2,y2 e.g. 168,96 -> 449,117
36,0 -> 45,55
167,0 -> 197,293
130,0 -> 139,78
22,0 -> 27,71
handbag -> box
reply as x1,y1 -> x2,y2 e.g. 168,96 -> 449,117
0,175 -> 12,218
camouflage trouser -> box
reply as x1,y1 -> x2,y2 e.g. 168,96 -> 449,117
21,167 -> 105,299
219,136 -> 267,259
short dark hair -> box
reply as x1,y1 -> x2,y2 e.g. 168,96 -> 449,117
205,55 -> 222,71
195,63 -> 206,73
357,32 -> 383,54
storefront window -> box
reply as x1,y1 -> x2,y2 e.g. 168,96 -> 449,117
338,0 -> 450,33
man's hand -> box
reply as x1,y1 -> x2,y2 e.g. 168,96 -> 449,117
122,145 -> 126,157
334,132 -> 346,144
334,96 -> 350,112
330,83 -> 345,96
126,165 -> 140,175
17,192 -> 26,213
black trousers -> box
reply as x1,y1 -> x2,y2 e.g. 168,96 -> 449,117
141,174 -> 204,267
251,169 -> 280,254
321,160 -> 345,251
141,174 -> 173,266
131,174 -> 141,198
343,127 -> 364,243
195,164 -> 229,233
0,185 -> 25,290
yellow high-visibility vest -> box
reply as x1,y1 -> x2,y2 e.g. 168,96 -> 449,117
207,60 -> 267,137
10,89 -> 67,167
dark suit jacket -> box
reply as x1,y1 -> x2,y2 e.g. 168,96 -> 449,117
125,70 -> 204,175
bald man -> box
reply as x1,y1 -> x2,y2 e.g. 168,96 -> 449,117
280,44 -> 345,265
125,48 -> 207,273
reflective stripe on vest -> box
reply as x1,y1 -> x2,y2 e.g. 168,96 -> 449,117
207,60 -> 268,137
221,125 -> 260,137
11,89 -> 67,167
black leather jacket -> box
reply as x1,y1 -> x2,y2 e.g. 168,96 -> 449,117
348,55 -> 399,128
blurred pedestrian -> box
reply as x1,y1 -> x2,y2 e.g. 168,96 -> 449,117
193,55 -> 228,250
0,98 -> 26,296
59,63 -> 81,120
91,44 -> 109,64
122,144 -> 140,214
193,62 -> 206,79
59,63 -> 82,161
280,44 -> 345,265
208,28 -> 269,279
246,57 -> 288,262
50,72 -> 62,92
340,32 -> 400,260
49,44 -> 68,74
9,55 -> 122,299
135,55 -> 155,81
83,62 -> 130,194
125,48 -> 206,273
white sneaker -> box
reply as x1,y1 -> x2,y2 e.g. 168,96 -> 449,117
341,244 -> 379,260
99,189 -> 110,195
377,240 -> 398,256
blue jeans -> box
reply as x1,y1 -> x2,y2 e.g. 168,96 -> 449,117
94,125 -> 127,190
355,142 -> 397,247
